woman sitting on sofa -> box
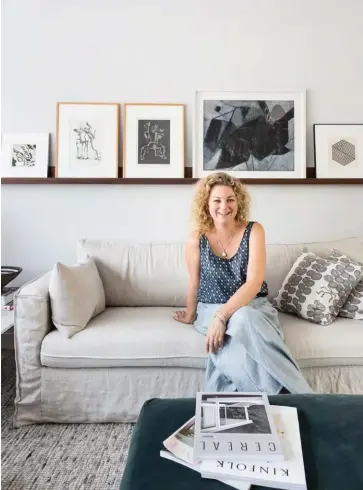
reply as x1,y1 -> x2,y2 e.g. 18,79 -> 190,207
173,172 -> 313,395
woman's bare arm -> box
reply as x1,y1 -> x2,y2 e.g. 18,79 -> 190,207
217,222 -> 267,321
173,232 -> 200,323
185,232 -> 200,319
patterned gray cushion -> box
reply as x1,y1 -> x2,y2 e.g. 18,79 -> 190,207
327,249 -> 363,320
272,252 -> 363,326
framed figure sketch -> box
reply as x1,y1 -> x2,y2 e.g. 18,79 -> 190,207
193,91 -> 306,179
56,102 -> 119,178
123,103 -> 185,178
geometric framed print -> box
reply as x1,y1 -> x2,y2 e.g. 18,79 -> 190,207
56,102 -> 120,178
1,133 -> 49,178
314,124 -> 363,178
193,90 -> 306,179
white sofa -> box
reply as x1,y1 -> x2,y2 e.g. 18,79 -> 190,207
13,236 -> 363,428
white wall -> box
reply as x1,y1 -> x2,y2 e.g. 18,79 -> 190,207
2,0 -> 363,285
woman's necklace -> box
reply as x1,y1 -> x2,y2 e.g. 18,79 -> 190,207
216,231 -> 235,258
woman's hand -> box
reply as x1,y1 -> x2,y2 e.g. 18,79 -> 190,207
173,310 -> 196,324
206,317 -> 226,354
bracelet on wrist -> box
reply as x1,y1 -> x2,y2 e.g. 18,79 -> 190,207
217,310 -> 227,321
213,313 -> 226,326
216,310 -> 227,320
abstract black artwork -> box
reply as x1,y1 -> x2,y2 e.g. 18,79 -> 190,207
203,100 -> 294,172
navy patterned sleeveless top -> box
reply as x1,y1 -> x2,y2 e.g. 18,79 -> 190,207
197,221 -> 268,304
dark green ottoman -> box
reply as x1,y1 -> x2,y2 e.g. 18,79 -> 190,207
120,395 -> 363,490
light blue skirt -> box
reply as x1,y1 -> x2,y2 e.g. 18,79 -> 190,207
193,297 -> 313,394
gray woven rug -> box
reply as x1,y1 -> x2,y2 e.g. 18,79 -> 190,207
1,351 -> 133,490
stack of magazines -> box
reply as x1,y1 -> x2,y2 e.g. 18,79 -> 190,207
160,392 -> 307,490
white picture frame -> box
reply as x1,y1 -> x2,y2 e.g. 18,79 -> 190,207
123,103 -> 185,178
56,102 -> 119,178
314,124 -> 363,178
193,90 -> 306,179
1,133 -> 49,178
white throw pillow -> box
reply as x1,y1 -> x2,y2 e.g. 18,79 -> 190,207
49,259 -> 106,338
272,252 -> 363,326
328,249 -> 363,320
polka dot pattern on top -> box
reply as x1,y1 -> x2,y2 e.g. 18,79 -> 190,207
197,221 -> 268,304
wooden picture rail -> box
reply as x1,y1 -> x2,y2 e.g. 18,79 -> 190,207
2,167 -> 363,184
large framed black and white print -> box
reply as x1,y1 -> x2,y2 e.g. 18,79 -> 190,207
123,103 -> 185,178
193,91 -> 306,179
314,124 -> 363,178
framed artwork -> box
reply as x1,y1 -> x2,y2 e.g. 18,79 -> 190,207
123,103 -> 185,178
1,133 -> 49,178
193,90 -> 306,179
56,102 -> 119,178
314,124 -> 363,178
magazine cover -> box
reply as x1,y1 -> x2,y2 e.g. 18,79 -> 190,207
194,392 -> 284,461
163,416 -> 196,463
200,406 -> 307,490
162,417 -> 251,490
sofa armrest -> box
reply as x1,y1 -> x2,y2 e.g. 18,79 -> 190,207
13,271 -> 52,427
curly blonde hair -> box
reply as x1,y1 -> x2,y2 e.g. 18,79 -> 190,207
190,172 -> 250,236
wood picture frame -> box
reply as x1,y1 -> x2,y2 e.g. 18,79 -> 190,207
56,102 -> 120,178
123,103 -> 185,178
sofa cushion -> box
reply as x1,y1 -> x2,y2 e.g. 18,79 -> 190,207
327,249 -> 363,320
279,312 -> 363,368
77,237 -> 363,306
40,306 -> 363,370
272,252 -> 363,325
77,240 -> 189,307
41,307 -> 208,369
49,259 -> 106,338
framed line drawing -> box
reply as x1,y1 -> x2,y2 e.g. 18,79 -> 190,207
314,124 -> 363,178
123,103 -> 185,178
1,133 -> 49,178
193,90 -> 306,179
56,102 -> 119,178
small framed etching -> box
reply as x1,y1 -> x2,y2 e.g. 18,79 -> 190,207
314,124 -> 363,178
123,103 -> 185,178
56,102 -> 119,178
193,90 -> 306,179
1,133 -> 49,178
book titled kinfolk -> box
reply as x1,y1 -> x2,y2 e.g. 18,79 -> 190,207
201,406 -> 307,490
194,392 -> 284,461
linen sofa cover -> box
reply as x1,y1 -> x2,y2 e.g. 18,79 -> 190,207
13,236 -> 363,428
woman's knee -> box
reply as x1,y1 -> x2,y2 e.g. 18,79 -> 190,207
227,306 -> 260,336
231,305 -> 260,323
